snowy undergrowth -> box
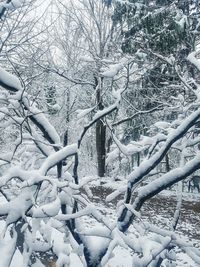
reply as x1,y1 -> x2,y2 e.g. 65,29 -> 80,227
82,178 -> 200,267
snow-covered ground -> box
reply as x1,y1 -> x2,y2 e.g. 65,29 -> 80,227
87,178 -> 200,267
0,179 -> 199,267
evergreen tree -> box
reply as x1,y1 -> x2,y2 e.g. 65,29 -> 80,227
112,0 -> 200,140
113,0 -> 199,55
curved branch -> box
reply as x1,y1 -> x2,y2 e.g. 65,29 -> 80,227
118,107 -> 200,231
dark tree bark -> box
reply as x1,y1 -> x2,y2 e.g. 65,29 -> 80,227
166,153 -> 170,172
95,76 -> 106,177
96,119 -> 106,177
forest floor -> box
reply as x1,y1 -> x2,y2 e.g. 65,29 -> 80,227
91,183 -> 200,239
88,180 -> 200,267
1,180 -> 199,267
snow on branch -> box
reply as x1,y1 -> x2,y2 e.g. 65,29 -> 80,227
28,106 -> 61,146
0,230 -> 17,267
118,107 -> 200,231
129,107 -> 200,186
188,51 -> 200,71
143,222 -> 200,265
39,143 -> 78,175
0,67 -> 22,92
0,187 -> 34,225
0,166 -> 41,188
113,105 -> 163,126
78,88 -> 123,148
134,154 -> 200,210
0,67 -> 60,146
32,197 -> 61,218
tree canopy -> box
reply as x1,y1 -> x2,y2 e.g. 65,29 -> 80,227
0,1 -> 199,267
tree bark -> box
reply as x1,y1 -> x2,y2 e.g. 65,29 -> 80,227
96,119 -> 106,177
95,76 -> 106,177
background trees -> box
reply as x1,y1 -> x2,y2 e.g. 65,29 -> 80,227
0,0 -> 199,267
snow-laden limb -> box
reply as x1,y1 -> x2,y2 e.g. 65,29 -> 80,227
0,67 -> 22,92
106,148 -> 120,165
101,62 -> 124,78
0,166 -> 42,188
187,51 -> 200,71
119,154 -> 200,233
76,226 -> 111,239
129,108 -> 200,190
39,143 -> 77,175
106,186 -> 126,202
0,0 -> 24,19
56,206 -> 94,221
112,228 -> 176,267
76,107 -> 94,119
28,106 -> 61,145
140,236 -> 172,267
113,105 -> 163,126
101,57 -> 128,78
92,88 -> 122,121
126,232 -> 173,267
21,177 -> 68,190
101,239 -> 117,266
4,188 -> 34,225
110,132 -> 153,157
135,154 -> 200,204
0,67 -> 60,147
100,228 -> 131,266
77,88 -> 123,148
32,197 -> 61,218
143,222 -> 200,265
0,230 -> 17,267
25,228 -> 52,253
154,121 -> 171,130
148,134 -> 167,157
30,130 -> 53,157
118,108 -> 200,231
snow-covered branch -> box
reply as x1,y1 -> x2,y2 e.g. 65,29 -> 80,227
118,108 -> 200,231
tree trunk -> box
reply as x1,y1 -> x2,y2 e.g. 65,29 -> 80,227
96,119 -> 106,177
95,76 -> 106,177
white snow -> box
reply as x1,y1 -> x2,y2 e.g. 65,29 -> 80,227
154,121 -> 171,129
101,58 -> 128,78
76,107 -> 94,119
29,106 -> 61,145
79,56 -> 95,62
10,0 -> 23,9
188,51 -> 200,71
39,143 -> 77,174
33,197 -> 61,218
93,89 -> 123,121
0,231 -> 17,267
101,62 -> 124,78
0,67 -> 22,91
10,249 -> 23,267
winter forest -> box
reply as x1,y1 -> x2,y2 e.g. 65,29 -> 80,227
0,0 -> 200,266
